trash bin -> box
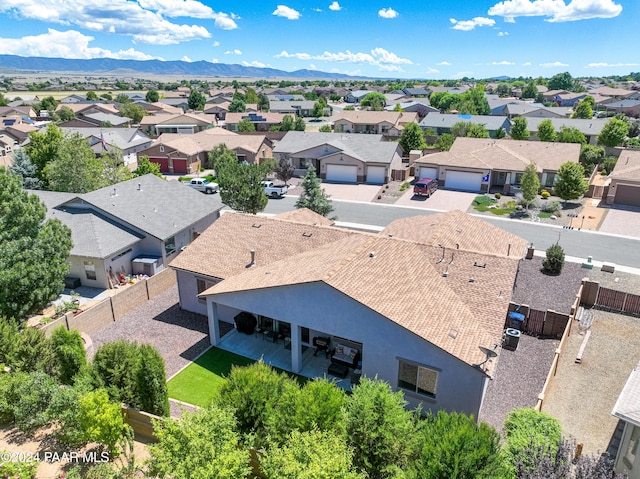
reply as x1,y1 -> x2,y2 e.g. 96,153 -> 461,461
508,311 -> 525,330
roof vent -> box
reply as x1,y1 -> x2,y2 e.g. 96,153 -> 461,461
252,223 -> 261,228
246,249 -> 256,268
442,267 -> 449,278
369,251 -> 376,258
448,329 -> 458,339
137,183 -> 142,191
111,187 -> 117,197
469,277 -> 475,283
474,262 -> 486,268
302,232 -> 313,237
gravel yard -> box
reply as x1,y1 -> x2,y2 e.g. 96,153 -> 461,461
511,256 -> 586,313
90,285 -> 210,378
478,334 -> 559,431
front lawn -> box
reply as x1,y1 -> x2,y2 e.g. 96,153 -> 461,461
472,195 -> 517,216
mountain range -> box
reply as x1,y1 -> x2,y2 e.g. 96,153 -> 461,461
0,54 -> 364,79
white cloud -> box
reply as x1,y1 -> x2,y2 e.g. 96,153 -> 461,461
212,40 -> 220,47
309,63 -> 317,70
453,71 -> 474,79
585,62 -> 640,68
224,49 -> 242,55
498,31 -> 509,36
273,5 -> 301,20
312,8 -> 323,12
437,61 -> 452,66
181,55 -> 192,62
0,0 -> 228,44
426,67 -> 440,74
450,16 -> 495,31
329,1 -> 341,11
491,60 -> 515,65
242,60 -> 269,68
0,28 -> 160,60
488,0 -> 622,22
378,64 -> 405,72
378,7 -> 398,18
540,61 -> 569,67
275,47 -> 412,71
522,61 -> 532,66
211,58 -> 219,63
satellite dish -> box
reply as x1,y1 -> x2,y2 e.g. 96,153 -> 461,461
479,346 -> 498,358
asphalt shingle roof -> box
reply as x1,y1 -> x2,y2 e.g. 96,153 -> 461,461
610,149 -> 640,181
612,361 -> 640,427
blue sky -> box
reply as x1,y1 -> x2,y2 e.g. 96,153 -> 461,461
0,0 -> 637,79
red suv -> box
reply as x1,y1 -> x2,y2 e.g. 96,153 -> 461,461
413,178 -> 438,197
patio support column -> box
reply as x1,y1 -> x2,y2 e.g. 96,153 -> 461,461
291,325 -> 302,373
506,172 -> 512,185
207,299 -> 220,346
541,172 -> 548,187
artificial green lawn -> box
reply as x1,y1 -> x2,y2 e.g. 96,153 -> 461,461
168,347 -> 310,408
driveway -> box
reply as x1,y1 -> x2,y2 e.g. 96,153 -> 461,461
317,183 -> 382,202
394,189 -> 477,211
599,205 -> 640,238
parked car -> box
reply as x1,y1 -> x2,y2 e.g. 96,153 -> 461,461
186,178 -> 219,194
413,178 -> 438,197
262,180 -> 288,198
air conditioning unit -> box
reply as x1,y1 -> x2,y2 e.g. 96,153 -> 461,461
503,328 -> 521,351
132,256 -> 163,276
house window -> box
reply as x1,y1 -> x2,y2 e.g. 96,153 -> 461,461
196,277 -> 218,302
165,236 -> 176,256
545,173 -> 556,187
624,426 -> 639,469
84,261 -> 97,280
159,145 -> 164,152
514,173 -> 523,185
300,158 -> 312,169
397,360 -> 438,398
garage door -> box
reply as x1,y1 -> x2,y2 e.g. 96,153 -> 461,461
173,159 -> 188,174
326,164 -> 358,183
445,170 -> 483,191
366,166 -> 386,184
614,185 -> 640,207
149,157 -> 169,173
418,167 -> 438,180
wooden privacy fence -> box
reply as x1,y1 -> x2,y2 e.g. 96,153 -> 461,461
595,287 -> 640,316
505,303 -> 570,339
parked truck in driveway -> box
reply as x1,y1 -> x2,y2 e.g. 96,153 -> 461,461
262,180 -> 288,198
186,178 -> 219,194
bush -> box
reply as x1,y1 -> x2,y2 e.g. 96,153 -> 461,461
494,192 -> 501,199
0,452 -> 38,478
543,244 -> 565,274
542,201 -> 561,214
472,195 -> 495,207
541,189 -> 550,199
50,327 -> 87,385
11,371 -> 59,432
600,157 -> 618,176
136,344 -> 169,417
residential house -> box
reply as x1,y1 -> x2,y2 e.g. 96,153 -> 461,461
169,209 -> 527,417
419,112 -> 511,137
344,90 -> 372,103
548,92 -> 588,107
30,174 -> 222,289
428,85 -> 470,95
333,111 -> 419,137
589,86 -> 634,98
402,87 -> 430,97
140,113 -> 217,137
83,112 -> 132,128
605,149 -> 640,207
0,134 -> 14,166
268,100 -> 317,117
223,112 -> 286,132
272,131 -> 403,183
604,100 -> 640,118
0,105 -> 36,119
611,361 -> 640,479
158,97 -> 190,111
521,106 -> 572,118
542,90 -> 571,103
59,94 -> 92,104
525,117 -> 610,144
61,127 -> 153,169
413,137 -> 580,193
138,128 -> 273,174
384,101 -> 438,120
134,101 -> 183,116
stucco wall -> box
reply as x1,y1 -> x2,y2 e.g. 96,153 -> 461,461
209,282 -> 488,416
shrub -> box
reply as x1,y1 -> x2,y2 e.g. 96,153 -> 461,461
494,192 -> 501,199
50,327 -> 87,385
0,452 -> 38,478
77,389 -> 132,456
377,194 -> 382,199
543,244 -> 565,274
541,189 -> 550,199
542,201 -> 561,214
600,157 -> 618,176
11,371 -> 59,432
136,344 -> 169,417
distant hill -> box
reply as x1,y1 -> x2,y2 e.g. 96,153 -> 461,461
492,75 -> 511,81
0,54 -> 364,79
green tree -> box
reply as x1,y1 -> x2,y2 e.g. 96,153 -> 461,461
136,344 -> 169,417
145,89 -> 159,102
100,147 -> 133,186
556,126 -> 587,144
295,166 -> 334,217
360,92 -> 386,111
86,90 -> 98,101
119,102 -> 146,123
50,327 -> 86,385
414,411 -> 505,479
114,93 -> 132,104
521,82 -> 538,99
148,405 -> 251,479
92,340 -> 142,408
210,144 -> 272,214
274,158 -> 295,185
262,429 -> 365,479
57,105 -> 76,122
228,97 -> 246,113
521,163 -> 540,210
451,121 -> 489,138
319,125 -> 332,132
245,87 -> 259,104
543,243 -> 565,275
280,114 -> 295,131
134,156 -> 163,178
0,324 -> 55,374
598,117 -> 629,147
434,133 -> 455,151
554,161 -> 588,201
399,122 -> 427,155
9,149 -> 41,189
188,89 -> 206,111
464,87 -> 491,115
77,389 -> 132,456
237,118 -> 256,132
572,98 -> 594,119
44,133 -> 107,193
294,116 -> 306,131
537,119 -> 556,142
548,72 -> 574,91
312,101 -> 325,118
510,117 -> 530,140
493,127 -> 506,139
7,371 -> 59,433
343,377 -> 416,479
25,123 -> 64,179
40,96 -> 59,113
579,144 -> 605,172
0,170 -> 72,321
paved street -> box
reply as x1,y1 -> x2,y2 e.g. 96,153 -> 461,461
261,197 -> 640,269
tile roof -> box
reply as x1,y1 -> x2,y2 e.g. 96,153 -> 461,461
612,361 -> 640,427
610,150 -> 640,181
155,130 -> 268,156
174,210 -> 524,375
60,127 -> 151,151
415,137 -> 580,173
274,208 -> 334,226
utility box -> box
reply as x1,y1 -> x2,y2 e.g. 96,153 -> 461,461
132,256 -> 163,276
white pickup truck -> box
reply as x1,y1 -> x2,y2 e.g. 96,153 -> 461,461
262,180 -> 288,198
186,178 -> 219,194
